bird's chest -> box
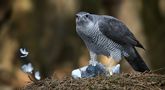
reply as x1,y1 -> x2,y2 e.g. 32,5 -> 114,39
77,23 -> 121,55
86,34 -> 120,55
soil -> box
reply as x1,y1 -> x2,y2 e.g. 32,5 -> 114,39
22,72 -> 165,90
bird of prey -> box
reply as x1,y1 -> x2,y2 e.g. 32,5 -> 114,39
76,12 -> 149,73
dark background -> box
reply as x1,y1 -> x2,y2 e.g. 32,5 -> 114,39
0,0 -> 165,89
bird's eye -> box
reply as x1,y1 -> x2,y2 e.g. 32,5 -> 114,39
85,14 -> 89,18
76,14 -> 79,18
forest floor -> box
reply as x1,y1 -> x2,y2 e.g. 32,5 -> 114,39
22,72 -> 165,90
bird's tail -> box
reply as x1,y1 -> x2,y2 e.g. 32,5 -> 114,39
124,46 -> 150,72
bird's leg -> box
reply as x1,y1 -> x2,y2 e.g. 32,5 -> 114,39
106,57 -> 120,75
109,57 -> 119,67
89,51 -> 98,66
106,50 -> 122,75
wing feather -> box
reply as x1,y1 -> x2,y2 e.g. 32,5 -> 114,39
98,16 -> 144,49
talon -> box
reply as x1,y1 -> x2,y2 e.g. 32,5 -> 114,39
89,60 -> 98,66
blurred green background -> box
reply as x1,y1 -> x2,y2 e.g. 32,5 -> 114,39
0,0 -> 165,89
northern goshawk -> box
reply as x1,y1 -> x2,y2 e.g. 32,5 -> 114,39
76,12 -> 149,73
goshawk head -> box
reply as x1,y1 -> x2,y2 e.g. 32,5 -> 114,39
76,12 -> 96,27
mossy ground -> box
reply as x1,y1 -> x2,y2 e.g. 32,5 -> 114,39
22,73 -> 165,90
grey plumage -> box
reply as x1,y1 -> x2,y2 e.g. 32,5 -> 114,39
76,12 -> 149,72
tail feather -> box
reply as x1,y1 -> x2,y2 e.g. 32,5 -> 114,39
124,47 -> 150,72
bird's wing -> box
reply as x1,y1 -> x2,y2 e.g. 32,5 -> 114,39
98,16 -> 144,49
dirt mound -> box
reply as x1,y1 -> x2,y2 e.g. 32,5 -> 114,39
22,73 -> 165,90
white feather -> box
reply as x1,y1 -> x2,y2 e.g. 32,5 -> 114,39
21,63 -> 33,73
35,71 -> 41,80
71,66 -> 88,79
20,48 -> 29,57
